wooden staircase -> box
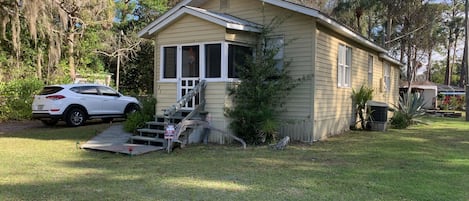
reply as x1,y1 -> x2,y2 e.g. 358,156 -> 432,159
129,110 -> 197,149
128,80 -> 246,153
129,80 -> 208,152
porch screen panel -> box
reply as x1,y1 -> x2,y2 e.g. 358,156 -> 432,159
205,44 -> 221,78
163,46 -> 177,78
182,46 -> 200,77
228,44 -> 252,78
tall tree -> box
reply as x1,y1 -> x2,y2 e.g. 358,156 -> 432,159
99,0 -> 178,94
444,0 -> 464,86
332,0 -> 380,37
0,0 -> 114,82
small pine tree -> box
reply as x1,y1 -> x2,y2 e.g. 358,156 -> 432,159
225,18 -> 306,145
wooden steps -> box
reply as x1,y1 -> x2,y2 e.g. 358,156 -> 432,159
129,110 -> 202,148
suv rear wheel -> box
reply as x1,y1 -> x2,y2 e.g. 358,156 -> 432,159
66,108 -> 86,126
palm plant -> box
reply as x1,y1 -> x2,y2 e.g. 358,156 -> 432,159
351,85 -> 374,129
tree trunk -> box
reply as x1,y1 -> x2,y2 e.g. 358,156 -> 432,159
427,49 -> 432,81
367,15 -> 372,39
12,5 -> 21,71
445,31 -> 453,85
452,34 -> 459,84
406,37 -> 412,82
386,18 -> 393,48
37,49 -> 42,79
68,30 -> 76,81
355,8 -> 362,34
413,46 -> 418,81
460,42 -> 467,87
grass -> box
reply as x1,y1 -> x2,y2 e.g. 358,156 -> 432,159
1,117 -> 469,201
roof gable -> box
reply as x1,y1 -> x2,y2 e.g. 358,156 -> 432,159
144,6 -> 262,37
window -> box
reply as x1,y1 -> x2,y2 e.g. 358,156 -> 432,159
368,55 -> 373,87
163,47 -> 177,78
98,86 -> 119,97
384,62 -> 391,92
228,44 -> 252,78
182,46 -> 199,77
71,86 -> 98,95
266,37 -> 284,71
205,44 -> 222,78
39,86 -> 64,95
160,42 -> 252,81
338,44 -> 352,87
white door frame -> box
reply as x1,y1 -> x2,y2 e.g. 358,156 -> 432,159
178,78 -> 200,110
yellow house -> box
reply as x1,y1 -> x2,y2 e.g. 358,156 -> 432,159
138,0 -> 402,144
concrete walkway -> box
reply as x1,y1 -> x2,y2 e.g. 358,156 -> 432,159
80,124 -> 163,155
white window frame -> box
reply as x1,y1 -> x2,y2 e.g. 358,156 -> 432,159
160,46 -> 178,82
159,41 -> 251,83
368,55 -> 373,87
384,62 -> 391,92
202,43 -> 225,81
338,44 -> 352,88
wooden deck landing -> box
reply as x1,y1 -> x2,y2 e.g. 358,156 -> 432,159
80,124 -> 163,155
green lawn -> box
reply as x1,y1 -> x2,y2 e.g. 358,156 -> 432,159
1,117 -> 469,201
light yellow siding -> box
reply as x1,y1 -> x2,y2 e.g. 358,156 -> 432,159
158,15 -> 225,45
204,82 -> 231,144
154,14 -> 225,114
198,0 -> 317,142
314,24 -> 400,140
155,82 -> 177,113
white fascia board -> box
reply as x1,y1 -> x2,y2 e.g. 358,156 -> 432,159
138,0 -> 192,38
226,23 -> 261,33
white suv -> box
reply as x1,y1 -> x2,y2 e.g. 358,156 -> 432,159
32,83 -> 140,126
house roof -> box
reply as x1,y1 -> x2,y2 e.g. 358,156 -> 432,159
399,80 -> 437,88
437,84 -> 465,93
138,0 -> 402,66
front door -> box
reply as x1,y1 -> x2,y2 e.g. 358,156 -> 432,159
179,45 -> 200,110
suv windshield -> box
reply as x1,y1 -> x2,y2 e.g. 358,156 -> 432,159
39,86 -> 64,95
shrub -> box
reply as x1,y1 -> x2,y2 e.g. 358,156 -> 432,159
0,78 -> 44,121
351,85 -> 374,129
123,96 -> 156,132
225,17 -> 307,145
390,111 -> 410,129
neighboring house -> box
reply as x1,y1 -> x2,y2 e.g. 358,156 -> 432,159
399,81 -> 438,109
138,0 -> 402,143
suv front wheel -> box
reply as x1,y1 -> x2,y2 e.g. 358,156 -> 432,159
125,104 -> 140,117
65,108 -> 86,127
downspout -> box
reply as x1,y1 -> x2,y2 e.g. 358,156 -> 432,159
310,19 -> 317,144
153,34 -> 159,117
